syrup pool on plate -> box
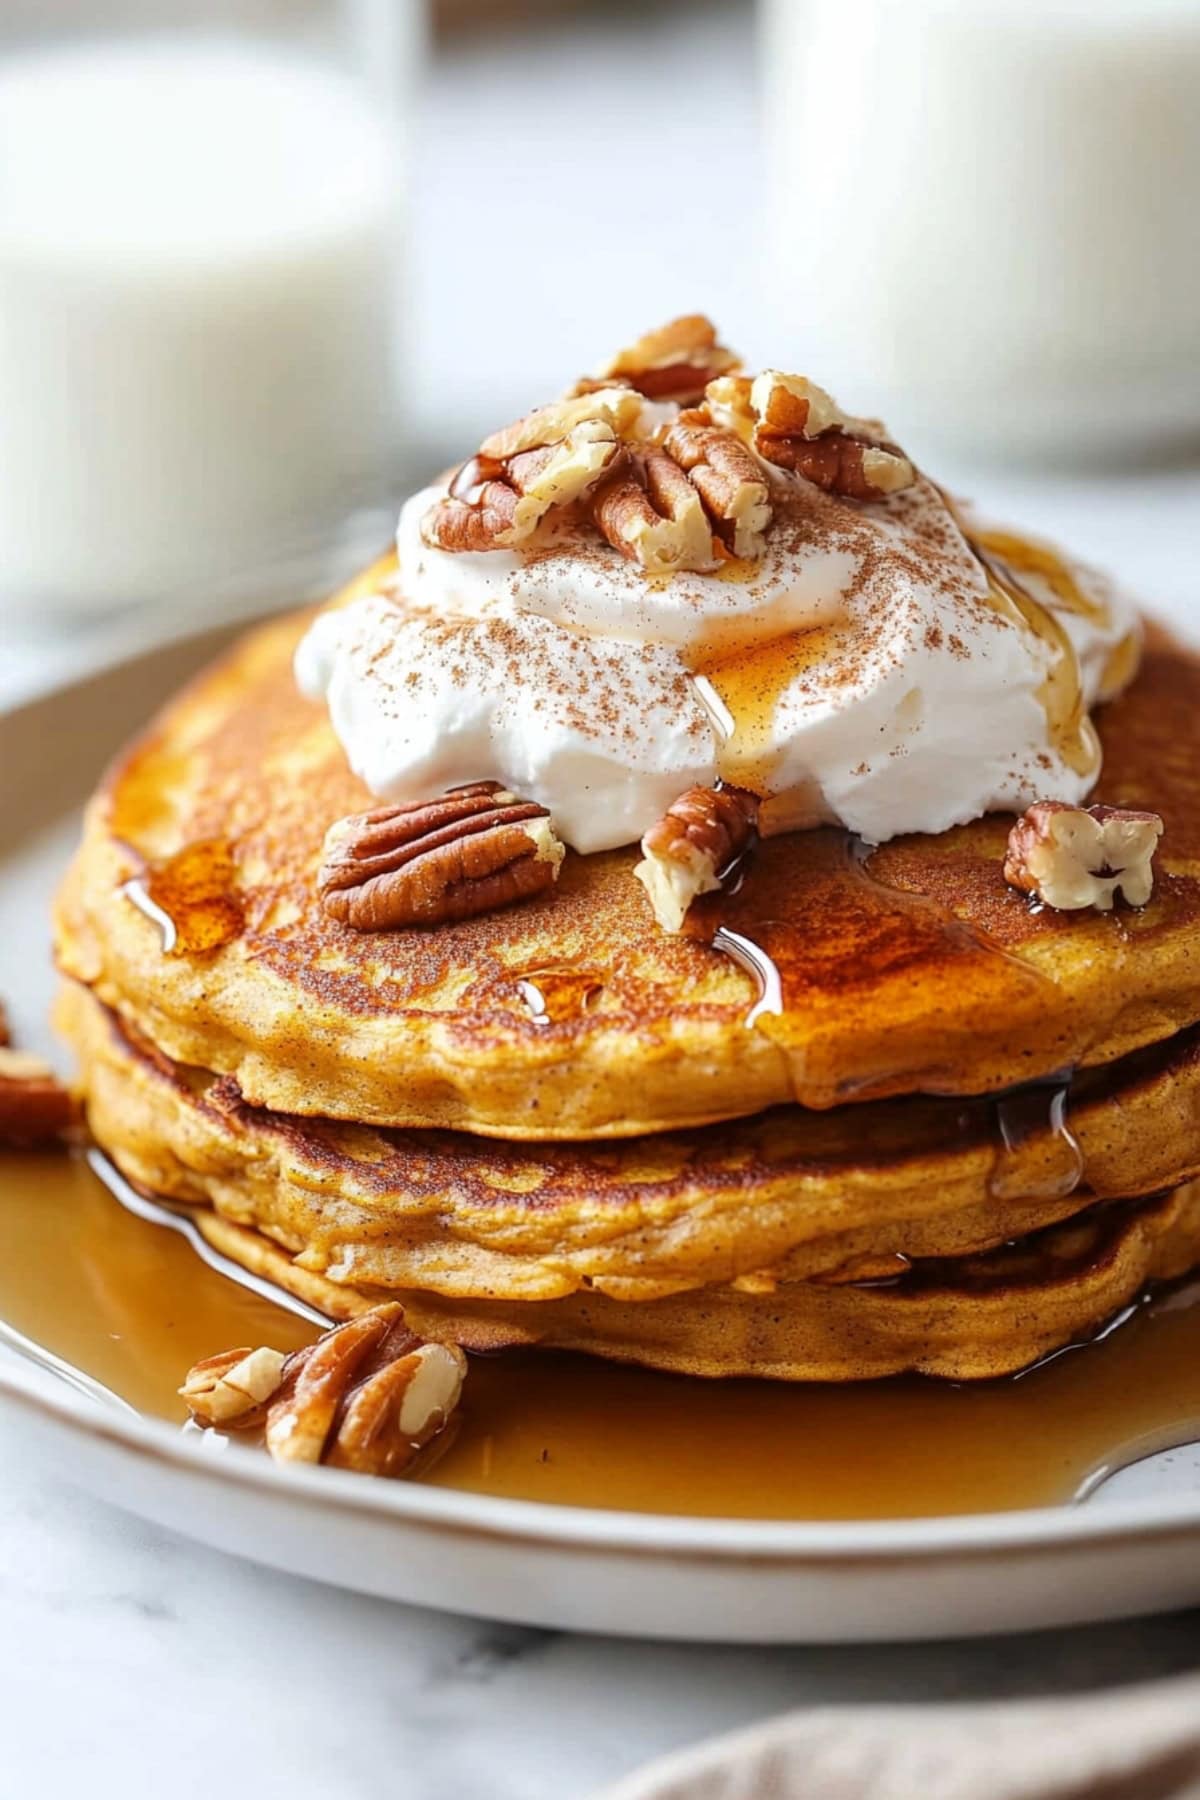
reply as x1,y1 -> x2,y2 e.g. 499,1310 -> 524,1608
4,1149 -> 1200,1521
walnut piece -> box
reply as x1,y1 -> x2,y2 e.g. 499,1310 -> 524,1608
591,448 -> 719,575
421,390 -> 640,552
319,782 -> 566,931
663,413 -> 773,559
180,1304 -> 468,1481
635,785 -> 759,932
0,1041 -> 78,1147
1003,800 -> 1164,912
748,369 -> 915,500
593,314 -> 740,406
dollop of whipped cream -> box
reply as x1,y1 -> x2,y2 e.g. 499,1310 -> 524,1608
296,443 -> 1140,856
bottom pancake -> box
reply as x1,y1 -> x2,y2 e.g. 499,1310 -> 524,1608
60,981 -> 1200,1380
175,1185 -> 1200,1382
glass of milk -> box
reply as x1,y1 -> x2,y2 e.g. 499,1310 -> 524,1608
761,0 -> 1200,461
0,1 -> 421,618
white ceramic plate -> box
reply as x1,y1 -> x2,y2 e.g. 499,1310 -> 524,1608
4,636 -> 1200,1644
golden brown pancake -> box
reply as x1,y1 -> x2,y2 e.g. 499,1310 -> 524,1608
60,981 -> 1200,1378
54,569 -> 1200,1139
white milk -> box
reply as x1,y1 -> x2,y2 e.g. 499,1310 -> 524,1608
762,0 -> 1200,458
0,39 -> 399,611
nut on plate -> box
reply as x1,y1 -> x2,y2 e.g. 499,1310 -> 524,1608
180,1303 -> 468,1481
636,785 -> 759,932
591,313 -> 740,406
319,782 -> 566,931
0,1007 -> 78,1148
180,1345 -> 288,1427
1003,800 -> 1164,912
421,389 -> 641,552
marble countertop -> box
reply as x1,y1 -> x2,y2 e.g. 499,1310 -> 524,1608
2,1412 -> 1200,1800
4,10 -> 1200,1797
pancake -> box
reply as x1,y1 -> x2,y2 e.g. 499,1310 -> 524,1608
54,567 -> 1200,1139
60,981 -> 1200,1377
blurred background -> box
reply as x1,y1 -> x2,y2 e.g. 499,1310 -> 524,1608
2,0 -> 1198,694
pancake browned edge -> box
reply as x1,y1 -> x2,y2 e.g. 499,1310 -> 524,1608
60,981 -> 1200,1381
53,602 -> 1200,1140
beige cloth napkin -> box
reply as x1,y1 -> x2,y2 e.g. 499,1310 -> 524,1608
597,1674 -> 1200,1800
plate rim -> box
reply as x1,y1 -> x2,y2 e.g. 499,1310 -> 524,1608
8,619 -> 1200,1578
4,1354 -> 1200,1563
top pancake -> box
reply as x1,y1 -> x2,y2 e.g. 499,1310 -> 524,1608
55,564 -> 1200,1139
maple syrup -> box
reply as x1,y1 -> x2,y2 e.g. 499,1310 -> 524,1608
702,831 -> 1054,1101
970,528 -> 1111,629
990,1076 -> 1084,1204
3,1148 -> 1200,1521
694,624 -> 842,795
943,500 -> 1107,782
121,838 -> 243,955
514,968 -> 605,1025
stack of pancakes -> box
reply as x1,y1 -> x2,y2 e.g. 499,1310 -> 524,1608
54,566 -> 1200,1379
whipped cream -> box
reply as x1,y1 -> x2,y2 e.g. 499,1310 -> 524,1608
296,462 -> 1140,854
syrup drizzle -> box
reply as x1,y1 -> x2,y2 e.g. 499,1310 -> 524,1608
119,878 -> 179,953
685,504 -> 1122,808
943,494 -> 1108,782
705,832 -> 1055,1103
990,1075 -> 1085,1204
514,969 -> 604,1025
710,925 -> 783,1027
119,839 -> 243,956
692,624 -> 842,795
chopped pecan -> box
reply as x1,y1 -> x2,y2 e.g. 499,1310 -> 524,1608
479,389 -> 642,462
319,782 -> 566,931
0,1043 -> 78,1147
702,373 -> 755,439
1003,800 -> 1164,912
593,314 -> 740,406
591,448 -> 718,575
181,1304 -> 468,1480
663,412 -> 773,559
750,369 -> 847,439
421,390 -> 640,553
180,1345 -> 288,1428
635,785 -> 759,932
748,369 -> 915,500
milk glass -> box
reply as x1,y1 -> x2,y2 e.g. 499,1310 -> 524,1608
0,0 -> 421,618
761,0 -> 1200,460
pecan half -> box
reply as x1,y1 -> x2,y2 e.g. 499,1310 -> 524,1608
0,1042 -> 78,1147
591,447 -> 724,575
421,390 -> 639,553
635,785 -> 759,932
663,412 -> 773,559
748,369 -> 915,500
1004,800 -> 1164,912
593,314 -> 740,406
319,782 -> 566,931
181,1304 -> 468,1481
